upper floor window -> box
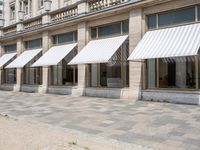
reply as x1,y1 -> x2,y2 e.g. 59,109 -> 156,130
91,20 -> 129,39
147,6 -> 196,30
4,44 -> 17,53
0,10 -> 3,18
25,39 -> 42,50
24,0 -> 28,14
0,1 -> 3,5
19,0 -> 32,15
158,7 -> 195,27
53,31 -> 77,45
39,0 -> 44,9
147,14 -> 157,29
10,4 -> 15,20
198,6 -> 200,21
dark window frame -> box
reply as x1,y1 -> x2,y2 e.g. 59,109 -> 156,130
91,20 -> 129,39
147,5 -> 198,30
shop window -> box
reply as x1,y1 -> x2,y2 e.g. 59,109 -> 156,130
3,44 -> 17,84
50,49 -> 78,86
147,14 -> 157,29
158,57 -> 196,89
23,39 -> 42,85
158,7 -> 195,27
89,41 -> 129,88
147,59 -> 157,88
23,52 -> 42,85
3,68 -> 16,84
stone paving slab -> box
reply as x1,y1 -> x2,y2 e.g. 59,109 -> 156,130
0,91 -> 200,150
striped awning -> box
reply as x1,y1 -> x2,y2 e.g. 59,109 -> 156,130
69,35 -> 128,65
128,23 -> 200,60
31,43 -> 77,67
5,49 -> 42,68
0,53 -> 17,68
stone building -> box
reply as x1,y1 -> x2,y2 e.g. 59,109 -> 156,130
0,0 -> 200,105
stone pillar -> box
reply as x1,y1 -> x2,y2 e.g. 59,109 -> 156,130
40,31 -> 50,93
129,8 -> 143,100
14,38 -> 23,92
15,0 -> 20,22
77,22 -> 88,95
0,30 -> 3,36
42,13 -> 50,26
17,23 -> 23,32
0,44 -> 3,84
32,0 -> 38,17
176,60 -> 186,88
77,0 -> 89,15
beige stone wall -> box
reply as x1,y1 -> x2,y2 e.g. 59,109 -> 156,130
128,8 -> 143,100
1,0 -> 200,100
77,22 -> 88,95
13,38 -> 23,91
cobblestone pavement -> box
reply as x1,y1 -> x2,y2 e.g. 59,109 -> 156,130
0,91 -> 200,150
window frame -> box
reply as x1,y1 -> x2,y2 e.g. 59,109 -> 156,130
147,5 -> 198,30
52,31 -> 77,46
10,3 -> 15,20
25,38 -> 42,50
90,20 -> 129,39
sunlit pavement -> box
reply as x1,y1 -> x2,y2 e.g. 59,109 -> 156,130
0,91 -> 200,150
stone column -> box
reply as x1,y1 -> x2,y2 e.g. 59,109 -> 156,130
32,0 -> 38,17
14,38 -> 23,92
16,0 -> 24,32
40,31 -> 50,93
15,0 -> 20,22
129,8 -> 143,100
176,60 -> 186,88
77,0 -> 89,15
77,22 -> 88,95
42,13 -> 50,26
0,44 -> 3,84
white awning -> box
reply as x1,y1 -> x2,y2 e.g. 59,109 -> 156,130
0,53 -> 17,68
69,35 -> 128,65
31,43 -> 77,67
128,23 -> 200,60
5,49 -> 42,68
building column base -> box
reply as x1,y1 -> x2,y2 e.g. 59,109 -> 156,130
13,84 -> 21,92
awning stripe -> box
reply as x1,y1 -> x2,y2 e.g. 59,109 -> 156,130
69,35 -> 128,65
0,53 -> 17,68
128,23 -> 200,60
31,43 -> 77,67
5,49 -> 42,68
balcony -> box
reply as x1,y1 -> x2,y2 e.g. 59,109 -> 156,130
51,7 -> 78,23
23,18 -> 42,30
88,0 -> 128,11
3,26 -> 17,36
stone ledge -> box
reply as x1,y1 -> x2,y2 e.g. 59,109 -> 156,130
142,90 -> 200,105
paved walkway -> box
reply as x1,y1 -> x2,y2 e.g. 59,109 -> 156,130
0,91 -> 200,150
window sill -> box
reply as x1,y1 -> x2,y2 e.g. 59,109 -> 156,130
86,87 -> 129,90
143,89 -> 200,94
48,85 -> 78,89
21,84 -> 42,87
0,83 -> 16,86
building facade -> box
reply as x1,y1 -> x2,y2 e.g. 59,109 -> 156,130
0,0 -> 200,105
